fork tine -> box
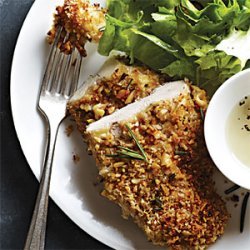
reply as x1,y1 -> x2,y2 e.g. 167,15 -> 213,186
41,26 -> 63,93
69,52 -> 83,95
59,49 -> 82,98
40,26 -> 82,100
59,50 -> 75,97
49,32 -> 71,94
49,51 -> 66,94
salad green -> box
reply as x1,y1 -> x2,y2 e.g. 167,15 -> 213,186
98,0 -> 250,95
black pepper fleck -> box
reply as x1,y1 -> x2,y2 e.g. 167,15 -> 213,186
231,194 -> 239,202
239,101 -> 245,106
244,124 -> 250,132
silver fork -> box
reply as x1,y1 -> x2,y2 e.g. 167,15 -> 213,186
24,27 -> 82,250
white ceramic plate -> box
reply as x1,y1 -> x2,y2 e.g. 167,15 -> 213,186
11,0 -> 250,249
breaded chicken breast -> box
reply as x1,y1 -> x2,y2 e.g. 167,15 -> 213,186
86,82 -> 229,249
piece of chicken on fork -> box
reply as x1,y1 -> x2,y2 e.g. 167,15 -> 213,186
47,0 -> 106,56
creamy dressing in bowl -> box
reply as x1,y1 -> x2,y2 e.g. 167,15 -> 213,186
205,69 -> 250,190
226,96 -> 250,167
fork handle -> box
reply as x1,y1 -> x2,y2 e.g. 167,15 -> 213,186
24,120 -> 59,250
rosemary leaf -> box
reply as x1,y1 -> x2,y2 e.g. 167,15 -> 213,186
106,124 -> 148,162
106,154 -> 140,160
105,154 -> 127,158
125,124 -> 148,162
224,184 -> 240,195
116,150 -> 145,161
117,146 -> 140,154
175,150 -> 188,155
240,192 -> 249,233
106,151 -> 145,161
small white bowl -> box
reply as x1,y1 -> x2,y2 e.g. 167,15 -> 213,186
205,69 -> 250,190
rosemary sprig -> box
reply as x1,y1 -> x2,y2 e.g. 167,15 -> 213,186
224,184 -> 240,195
106,152 -> 145,161
240,192 -> 249,233
106,124 -> 148,162
125,124 -> 148,162
117,145 -> 139,153
117,147 -> 146,161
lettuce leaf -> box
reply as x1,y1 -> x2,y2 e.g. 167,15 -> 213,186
98,0 -> 250,95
